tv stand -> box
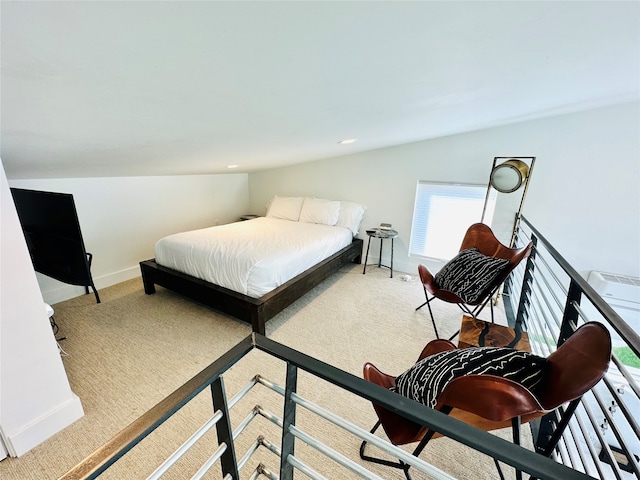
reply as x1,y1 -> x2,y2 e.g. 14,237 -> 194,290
84,252 -> 100,303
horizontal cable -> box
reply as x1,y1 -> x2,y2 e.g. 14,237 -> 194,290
573,405 -> 608,479
257,376 -> 455,478
228,376 -> 259,410
289,424 -> 387,480
591,388 -> 640,477
146,410 -> 223,480
190,443 -> 228,480
252,409 -> 333,480
601,378 -> 640,440
608,350 -> 640,400
291,393 -> 457,479
286,454 -> 328,480
258,436 -> 281,457
565,414 -> 594,475
531,251 -> 570,299
237,437 -> 262,472
248,463 -> 278,480
234,407 -> 260,441
580,395 -> 626,480
531,266 -> 566,315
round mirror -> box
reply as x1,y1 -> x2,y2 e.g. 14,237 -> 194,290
490,159 -> 529,193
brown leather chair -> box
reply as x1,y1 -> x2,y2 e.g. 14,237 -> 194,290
416,223 -> 533,339
359,322 -> 612,480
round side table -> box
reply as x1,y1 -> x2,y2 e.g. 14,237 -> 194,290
363,228 -> 398,278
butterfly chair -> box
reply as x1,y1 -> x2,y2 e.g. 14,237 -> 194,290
359,322 -> 612,480
416,223 -> 533,339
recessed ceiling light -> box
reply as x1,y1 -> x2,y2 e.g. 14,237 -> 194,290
226,164 -> 239,169
338,138 -> 357,145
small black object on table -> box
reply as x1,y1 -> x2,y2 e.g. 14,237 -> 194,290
363,228 -> 399,278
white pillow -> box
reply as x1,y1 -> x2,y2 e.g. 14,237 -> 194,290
266,196 -> 304,221
336,201 -> 367,235
299,198 -> 341,225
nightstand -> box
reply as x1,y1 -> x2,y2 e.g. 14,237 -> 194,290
363,228 -> 399,278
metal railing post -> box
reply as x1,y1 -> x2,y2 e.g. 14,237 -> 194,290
515,234 -> 537,329
558,279 -> 583,346
504,213 -> 522,298
211,376 -> 239,479
534,279 -> 583,455
279,363 -> 298,480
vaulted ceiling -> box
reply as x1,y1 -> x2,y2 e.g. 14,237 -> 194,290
1,1 -> 638,179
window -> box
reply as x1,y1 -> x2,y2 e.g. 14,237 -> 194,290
409,182 -> 497,260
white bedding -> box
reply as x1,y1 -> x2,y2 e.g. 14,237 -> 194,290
154,217 -> 354,298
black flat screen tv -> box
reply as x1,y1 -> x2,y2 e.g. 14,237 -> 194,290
10,188 -> 100,303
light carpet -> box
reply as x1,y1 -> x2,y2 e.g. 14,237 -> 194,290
0,264 -> 529,480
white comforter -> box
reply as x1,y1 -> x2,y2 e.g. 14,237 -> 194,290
154,217 -> 354,298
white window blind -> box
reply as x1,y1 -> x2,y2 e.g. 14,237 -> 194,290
409,182 -> 497,260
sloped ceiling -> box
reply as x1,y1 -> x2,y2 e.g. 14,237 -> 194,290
1,1 -> 638,179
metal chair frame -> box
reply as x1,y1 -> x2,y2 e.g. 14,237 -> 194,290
416,223 -> 533,339
359,322 -> 612,480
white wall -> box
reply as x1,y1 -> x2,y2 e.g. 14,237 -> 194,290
248,102 -> 640,279
9,174 -> 250,304
0,159 -> 84,457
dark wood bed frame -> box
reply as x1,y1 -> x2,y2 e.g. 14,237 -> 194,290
140,238 -> 363,335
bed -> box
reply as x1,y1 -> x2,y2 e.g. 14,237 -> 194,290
140,196 -> 366,335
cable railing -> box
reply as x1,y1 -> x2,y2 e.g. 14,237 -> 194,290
61,332 -> 593,480
503,216 -> 640,479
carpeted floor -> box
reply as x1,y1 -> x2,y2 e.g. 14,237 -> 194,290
0,264 -> 528,479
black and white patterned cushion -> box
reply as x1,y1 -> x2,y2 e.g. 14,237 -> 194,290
393,347 -> 547,409
434,247 -> 510,304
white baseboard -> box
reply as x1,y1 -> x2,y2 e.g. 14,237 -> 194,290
41,266 -> 141,305
363,256 -> 416,276
4,394 -> 84,457
40,258 -> 426,305
0,434 -> 8,460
